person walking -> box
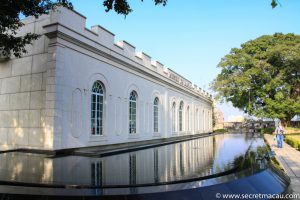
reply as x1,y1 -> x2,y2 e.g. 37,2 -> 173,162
275,123 -> 285,148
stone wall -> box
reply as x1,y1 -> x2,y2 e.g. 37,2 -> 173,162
0,16 -> 50,150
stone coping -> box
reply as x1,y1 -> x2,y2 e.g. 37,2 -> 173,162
0,132 -> 215,156
0,164 -> 290,198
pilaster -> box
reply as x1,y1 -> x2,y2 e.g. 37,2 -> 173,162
44,43 -> 65,150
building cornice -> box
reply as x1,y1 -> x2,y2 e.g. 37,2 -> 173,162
43,22 -> 213,104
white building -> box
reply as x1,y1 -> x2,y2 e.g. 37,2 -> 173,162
0,7 -> 213,151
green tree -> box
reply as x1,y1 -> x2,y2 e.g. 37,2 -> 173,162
0,0 -> 167,58
271,0 -> 279,8
0,0 -> 73,58
211,33 -> 300,126
103,0 -> 167,16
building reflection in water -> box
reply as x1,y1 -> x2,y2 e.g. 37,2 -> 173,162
0,153 -> 53,184
0,134 -> 264,187
129,154 -> 137,185
91,161 -> 103,186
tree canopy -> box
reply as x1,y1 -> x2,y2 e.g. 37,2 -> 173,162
0,0 -> 73,58
271,0 -> 279,8
211,33 -> 300,125
103,0 -> 167,16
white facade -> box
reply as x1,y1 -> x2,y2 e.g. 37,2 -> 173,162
0,7 -> 213,151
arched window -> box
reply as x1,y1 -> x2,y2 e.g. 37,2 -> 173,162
153,97 -> 159,133
179,101 -> 184,132
129,91 -> 138,134
91,81 -> 104,135
195,108 -> 198,132
203,110 -> 205,131
172,102 -> 176,132
198,109 -> 201,131
186,106 -> 190,132
208,111 -> 211,130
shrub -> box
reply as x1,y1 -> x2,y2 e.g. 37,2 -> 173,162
286,127 -> 300,131
214,129 -> 227,134
285,136 -> 300,149
261,127 -> 274,134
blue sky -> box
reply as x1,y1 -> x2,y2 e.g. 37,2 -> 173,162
70,0 -> 300,120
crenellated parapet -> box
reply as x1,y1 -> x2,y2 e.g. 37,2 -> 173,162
43,7 -> 212,100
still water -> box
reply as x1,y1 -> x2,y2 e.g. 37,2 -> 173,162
0,133 -> 264,187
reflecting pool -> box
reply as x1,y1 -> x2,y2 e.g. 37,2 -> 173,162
0,133 -> 265,187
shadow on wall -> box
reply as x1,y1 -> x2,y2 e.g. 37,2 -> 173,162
0,114 -> 53,150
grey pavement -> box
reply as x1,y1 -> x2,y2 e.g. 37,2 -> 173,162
264,134 -> 300,199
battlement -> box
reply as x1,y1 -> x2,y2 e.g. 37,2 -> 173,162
44,7 -> 212,100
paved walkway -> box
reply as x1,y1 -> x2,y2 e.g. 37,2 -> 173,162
264,134 -> 300,198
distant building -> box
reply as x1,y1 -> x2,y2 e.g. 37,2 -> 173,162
227,116 -> 246,123
291,115 -> 300,127
214,108 -> 224,129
